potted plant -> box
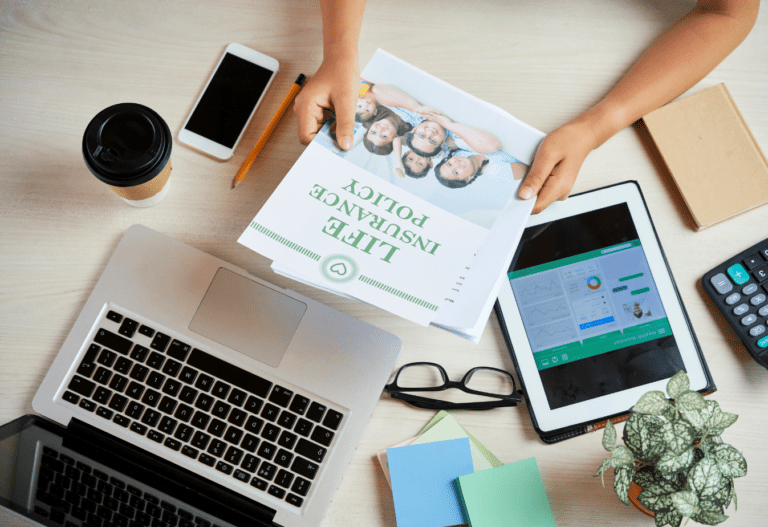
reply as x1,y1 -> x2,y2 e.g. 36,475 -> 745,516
595,371 -> 747,526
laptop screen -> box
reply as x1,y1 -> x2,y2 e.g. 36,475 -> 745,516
0,415 -> 269,527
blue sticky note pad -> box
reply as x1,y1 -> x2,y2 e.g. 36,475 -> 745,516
387,437 -> 474,527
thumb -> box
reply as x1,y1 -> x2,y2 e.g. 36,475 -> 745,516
333,86 -> 358,151
519,143 -> 559,200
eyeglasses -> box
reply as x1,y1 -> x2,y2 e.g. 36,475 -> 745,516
383,362 -> 522,411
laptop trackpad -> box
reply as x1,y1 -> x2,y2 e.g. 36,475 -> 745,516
189,268 -> 306,368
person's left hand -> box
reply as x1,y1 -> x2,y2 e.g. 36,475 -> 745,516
518,120 -> 599,213
419,110 -> 453,128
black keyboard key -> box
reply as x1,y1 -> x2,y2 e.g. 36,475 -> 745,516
96,407 -> 113,420
294,418 -> 313,438
289,395 -> 309,415
250,478 -> 268,491
224,426 -> 244,445
277,430 -> 298,450
241,454 -> 259,473
108,394 -> 128,412
194,393 -> 214,411
106,311 -> 123,323
261,403 -> 280,422
311,425 -> 335,447
138,325 -> 155,338
174,404 -> 194,422
118,318 -> 138,338
244,395 -> 263,414
215,461 -> 233,475
181,446 -> 198,459
291,457 -> 319,480
179,386 -> 198,404
108,374 -> 129,393
141,389 -> 161,407
158,416 -> 177,435
130,345 -> 149,362
211,401 -> 231,420
167,340 -> 192,361
76,361 -> 96,379
291,477 -> 311,496
261,423 -> 280,442
79,399 -> 97,412
194,373 -> 214,392
274,449 -> 293,469
277,411 -> 297,430
322,409 -> 343,430
191,412 -> 210,430
163,378 -> 182,397
147,352 -> 165,371
68,376 -> 96,398
306,402 -> 326,423
174,424 -> 194,442
191,431 -> 210,450
227,388 -> 246,407
94,328 -> 132,355
286,494 -> 303,507
267,485 -> 286,499
126,401 -> 145,419
62,391 -> 80,405
158,396 -> 177,415
113,415 -> 130,428
212,381 -> 230,399
207,439 -> 226,458
256,442 -> 276,461
295,438 -> 327,463
164,438 -> 182,451
93,387 -> 112,405
228,408 -> 247,427
179,367 -> 198,384
241,434 -> 259,453
150,333 -> 171,352
275,469 -> 294,488
147,430 -> 164,443
141,410 -> 161,427
129,364 -> 149,382
269,386 -> 293,408
162,359 -> 182,377
187,349 -> 272,398
114,357 -> 134,375
257,462 -> 276,481
93,367 -> 112,386
207,419 -> 227,438
244,416 -> 264,435
125,381 -> 145,400
233,469 -> 250,483
224,446 -> 244,465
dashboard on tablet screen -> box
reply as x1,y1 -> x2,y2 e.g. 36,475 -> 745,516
507,203 -> 685,410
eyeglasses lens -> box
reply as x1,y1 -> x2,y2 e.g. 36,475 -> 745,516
464,368 -> 515,396
396,364 -> 445,389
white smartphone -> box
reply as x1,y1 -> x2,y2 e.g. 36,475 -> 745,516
179,43 -> 279,160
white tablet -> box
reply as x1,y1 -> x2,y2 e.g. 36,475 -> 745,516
496,181 -> 714,442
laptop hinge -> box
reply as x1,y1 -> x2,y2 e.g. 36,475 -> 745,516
63,418 -> 281,527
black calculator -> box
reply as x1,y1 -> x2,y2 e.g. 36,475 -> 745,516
702,238 -> 768,369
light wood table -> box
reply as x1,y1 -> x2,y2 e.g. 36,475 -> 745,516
2,1 -> 767,525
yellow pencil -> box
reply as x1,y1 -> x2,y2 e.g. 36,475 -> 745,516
231,74 -> 306,189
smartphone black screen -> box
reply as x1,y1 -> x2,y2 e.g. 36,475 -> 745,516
184,53 -> 274,148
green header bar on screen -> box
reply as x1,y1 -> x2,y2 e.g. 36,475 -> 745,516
508,240 -> 641,279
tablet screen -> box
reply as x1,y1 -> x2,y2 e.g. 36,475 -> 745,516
507,202 -> 684,410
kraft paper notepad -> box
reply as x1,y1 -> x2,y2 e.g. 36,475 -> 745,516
387,437 -> 474,527
642,83 -> 768,230
457,457 -> 556,527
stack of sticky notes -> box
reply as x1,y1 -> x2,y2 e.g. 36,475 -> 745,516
379,411 -> 556,527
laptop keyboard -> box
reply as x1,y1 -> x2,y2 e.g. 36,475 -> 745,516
36,445 -> 221,527
60,310 -> 345,511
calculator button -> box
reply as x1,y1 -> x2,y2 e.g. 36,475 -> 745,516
733,303 -> 749,316
749,325 -> 765,337
758,336 -> 768,349
750,293 -> 766,306
741,314 -> 757,326
742,283 -> 758,295
760,247 -> 768,261
759,305 -> 768,317
727,264 -> 750,285
724,293 -> 740,305
743,254 -> 763,270
710,273 -> 733,294
753,268 -> 768,283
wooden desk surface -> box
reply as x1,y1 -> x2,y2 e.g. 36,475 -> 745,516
2,1 -> 767,525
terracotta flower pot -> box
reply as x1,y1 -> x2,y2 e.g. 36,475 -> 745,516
628,481 -> 655,518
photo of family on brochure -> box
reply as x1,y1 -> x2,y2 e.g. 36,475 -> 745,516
312,55 -> 537,229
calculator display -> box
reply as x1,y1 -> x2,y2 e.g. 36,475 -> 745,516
507,203 -> 684,410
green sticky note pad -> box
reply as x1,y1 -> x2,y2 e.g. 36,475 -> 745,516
457,457 -> 556,527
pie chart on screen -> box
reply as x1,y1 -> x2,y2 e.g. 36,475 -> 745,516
587,276 -> 602,290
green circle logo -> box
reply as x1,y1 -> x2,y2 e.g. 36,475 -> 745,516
320,254 -> 359,284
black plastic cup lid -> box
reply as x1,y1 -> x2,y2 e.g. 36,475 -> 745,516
83,103 -> 172,187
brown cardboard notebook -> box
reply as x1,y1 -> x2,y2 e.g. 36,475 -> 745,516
642,83 -> 768,230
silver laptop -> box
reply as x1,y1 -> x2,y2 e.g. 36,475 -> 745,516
30,224 -> 402,527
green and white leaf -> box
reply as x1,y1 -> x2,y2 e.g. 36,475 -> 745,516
682,400 -> 722,436
666,370 -> 689,400
602,419 -> 617,452
634,390 -> 670,415
727,482 -> 737,511
711,444 -> 747,478
633,465 -> 658,488
690,456 -> 724,498
676,390 -> 706,412
656,448 -> 695,476
638,474 -> 684,512
662,420 -> 695,456
670,490 -> 698,517
623,413 -> 666,463
594,458 -> 611,489
691,500 -> 729,527
614,465 -> 633,505
655,509 -> 683,527
611,445 -> 634,468
707,411 -> 738,432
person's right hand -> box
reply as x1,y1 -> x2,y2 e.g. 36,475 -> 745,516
294,55 -> 359,149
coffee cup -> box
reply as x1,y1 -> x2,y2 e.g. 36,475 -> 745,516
83,103 -> 173,207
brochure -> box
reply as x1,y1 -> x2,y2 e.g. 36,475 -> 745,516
239,50 -> 544,341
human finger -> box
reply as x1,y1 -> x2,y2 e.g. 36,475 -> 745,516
296,102 -> 327,145
531,159 -> 578,214
519,141 -> 560,200
331,84 -> 358,150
